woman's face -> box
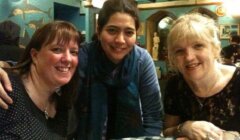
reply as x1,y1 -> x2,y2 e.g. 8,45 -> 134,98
172,39 -> 216,81
31,39 -> 79,88
98,12 -> 137,64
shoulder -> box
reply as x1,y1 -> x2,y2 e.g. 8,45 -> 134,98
218,64 -> 240,90
78,41 -> 95,77
7,71 -> 25,101
134,45 -> 152,64
220,64 -> 237,80
165,74 -> 184,92
133,45 -> 156,76
0,72 -> 26,120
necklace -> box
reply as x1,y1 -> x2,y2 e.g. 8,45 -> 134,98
196,97 -> 204,109
195,96 -> 208,110
44,106 -> 49,120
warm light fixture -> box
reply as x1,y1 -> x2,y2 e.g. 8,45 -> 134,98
92,0 -> 106,8
215,5 -> 226,16
221,0 -> 240,16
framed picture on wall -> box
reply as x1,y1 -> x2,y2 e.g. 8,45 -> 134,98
219,24 -> 239,39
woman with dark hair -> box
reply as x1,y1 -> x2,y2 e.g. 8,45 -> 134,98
74,0 -> 163,139
0,20 -> 80,139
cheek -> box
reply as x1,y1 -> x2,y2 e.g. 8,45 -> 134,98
35,52 -> 54,65
128,35 -> 137,43
45,55 -> 59,64
72,57 -> 78,67
99,32 -> 111,44
125,37 -> 136,48
173,56 -> 180,65
174,58 -> 185,69
127,40 -> 136,48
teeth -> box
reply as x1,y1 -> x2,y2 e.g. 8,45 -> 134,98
57,67 -> 69,72
113,47 -> 124,52
186,63 -> 198,68
115,48 -> 122,52
111,46 -> 124,51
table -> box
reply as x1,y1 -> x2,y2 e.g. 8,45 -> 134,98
115,136 -> 175,140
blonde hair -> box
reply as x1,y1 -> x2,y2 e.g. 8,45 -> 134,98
167,13 -> 221,70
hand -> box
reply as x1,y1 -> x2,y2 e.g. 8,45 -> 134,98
0,67 -> 13,109
0,61 -> 11,68
222,131 -> 240,140
181,121 -> 223,140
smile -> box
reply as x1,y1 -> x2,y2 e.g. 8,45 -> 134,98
185,63 -> 200,69
111,46 -> 125,52
56,67 -> 70,72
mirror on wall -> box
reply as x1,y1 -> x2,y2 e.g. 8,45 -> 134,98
156,16 -> 173,60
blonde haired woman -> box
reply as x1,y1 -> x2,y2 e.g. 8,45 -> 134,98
164,13 -> 240,140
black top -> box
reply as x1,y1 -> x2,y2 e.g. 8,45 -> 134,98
0,72 -> 68,140
164,68 -> 240,132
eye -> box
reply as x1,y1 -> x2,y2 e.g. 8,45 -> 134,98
51,47 -> 63,54
106,28 -> 118,35
174,48 -> 184,55
70,49 -> 79,56
194,43 -> 204,49
125,30 -> 135,37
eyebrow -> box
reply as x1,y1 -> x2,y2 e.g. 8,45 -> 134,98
106,25 -> 135,30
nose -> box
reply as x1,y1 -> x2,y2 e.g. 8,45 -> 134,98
61,50 -> 72,63
185,49 -> 195,61
115,32 -> 125,44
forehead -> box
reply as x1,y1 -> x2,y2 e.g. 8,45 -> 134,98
44,38 -> 78,48
172,37 -> 203,48
105,12 -> 136,29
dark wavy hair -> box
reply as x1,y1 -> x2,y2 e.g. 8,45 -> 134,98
97,0 -> 140,33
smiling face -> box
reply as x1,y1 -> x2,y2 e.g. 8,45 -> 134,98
98,12 -> 137,64
31,39 -> 79,88
167,13 -> 222,81
171,39 -> 217,81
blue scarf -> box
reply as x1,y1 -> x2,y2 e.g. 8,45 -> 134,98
78,41 -> 145,139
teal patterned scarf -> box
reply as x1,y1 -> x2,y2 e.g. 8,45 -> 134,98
82,41 -> 144,139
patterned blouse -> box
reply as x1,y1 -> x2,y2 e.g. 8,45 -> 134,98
164,68 -> 240,132
0,72 -> 68,140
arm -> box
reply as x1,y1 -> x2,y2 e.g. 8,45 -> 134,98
139,50 -> 163,135
163,76 -> 223,140
0,67 -> 13,109
163,114 -> 181,137
164,114 -> 223,139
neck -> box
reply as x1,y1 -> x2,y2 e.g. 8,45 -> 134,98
187,63 -> 222,97
22,67 -> 58,118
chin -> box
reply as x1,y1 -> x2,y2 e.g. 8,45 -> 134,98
57,79 -> 71,85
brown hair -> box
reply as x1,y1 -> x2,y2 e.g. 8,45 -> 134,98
13,20 -> 80,109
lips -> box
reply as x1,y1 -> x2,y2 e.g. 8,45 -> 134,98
111,45 -> 126,52
185,63 -> 200,69
56,67 -> 70,72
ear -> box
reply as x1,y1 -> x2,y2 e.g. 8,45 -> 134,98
30,48 -> 38,64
